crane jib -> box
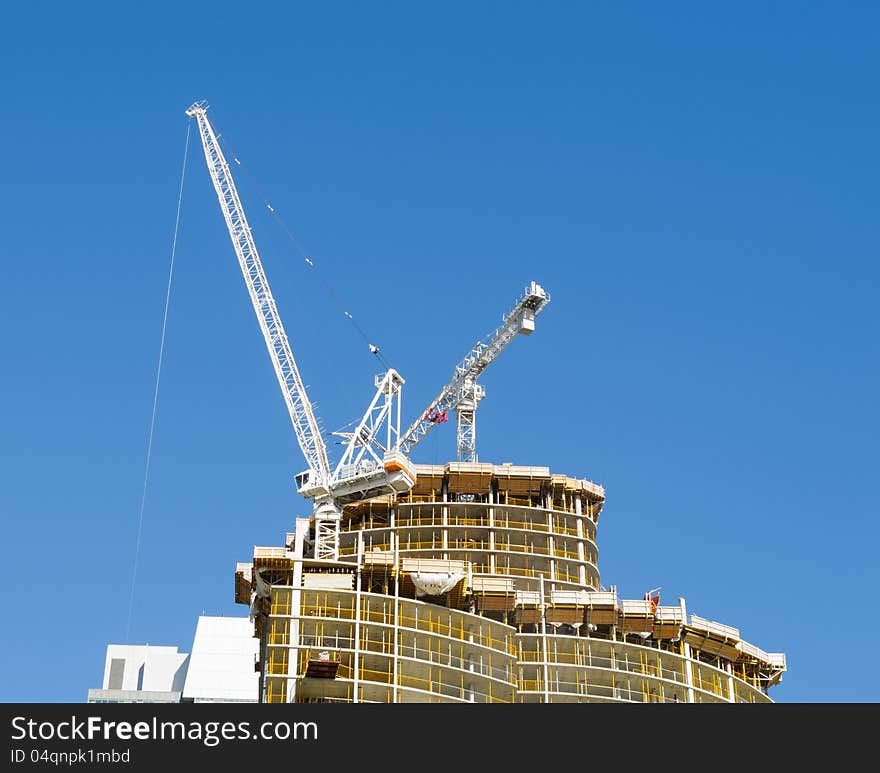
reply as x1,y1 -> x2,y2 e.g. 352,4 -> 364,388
399,280 -> 550,460
186,104 -> 331,484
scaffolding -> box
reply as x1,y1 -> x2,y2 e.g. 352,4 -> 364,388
239,462 -> 785,703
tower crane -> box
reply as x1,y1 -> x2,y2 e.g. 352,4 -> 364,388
399,281 -> 550,462
185,100 -> 550,560
186,101 -> 415,561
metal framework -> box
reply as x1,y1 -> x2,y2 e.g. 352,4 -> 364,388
400,280 -> 551,461
333,369 -> 404,483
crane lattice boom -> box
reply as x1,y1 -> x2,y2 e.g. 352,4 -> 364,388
186,102 -> 331,486
400,281 -> 550,461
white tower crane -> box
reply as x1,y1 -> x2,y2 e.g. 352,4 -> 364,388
186,101 -> 415,561
400,281 -> 550,462
186,100 -> 549,558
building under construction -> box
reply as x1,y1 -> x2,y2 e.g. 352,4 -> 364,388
235,461 -> 786,703
184,102 -> 786,704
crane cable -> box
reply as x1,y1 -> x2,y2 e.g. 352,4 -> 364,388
215,132 -> 393,372
125,120 -> 191,642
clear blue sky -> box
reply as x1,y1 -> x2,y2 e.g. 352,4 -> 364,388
1,2 -> 877,703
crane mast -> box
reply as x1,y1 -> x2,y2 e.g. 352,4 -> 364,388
400,281 -> 550,461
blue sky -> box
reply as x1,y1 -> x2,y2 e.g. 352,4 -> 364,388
1,2 -> 877,702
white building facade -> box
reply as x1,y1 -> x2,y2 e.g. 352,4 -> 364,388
88,616 -> 258,703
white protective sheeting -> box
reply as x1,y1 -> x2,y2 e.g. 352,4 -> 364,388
411,572 -> 466,597
302,573 -> 354,590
